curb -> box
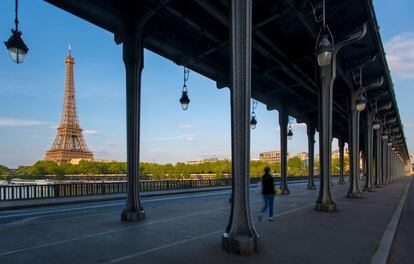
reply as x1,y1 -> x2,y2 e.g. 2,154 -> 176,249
370,176 -> 412,264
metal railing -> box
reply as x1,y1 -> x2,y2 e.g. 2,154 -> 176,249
0,178 -> 264,201
0,175 -> 335,201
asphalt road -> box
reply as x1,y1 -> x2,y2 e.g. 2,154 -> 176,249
0,177 -> 408,264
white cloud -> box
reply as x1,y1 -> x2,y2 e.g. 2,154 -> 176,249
83,129 -> 101,136
49,125 -> 59,129
104,141 -> 119,145
385,33 -> 414,80
0,118 -> 49,127
178,124 -> 192,128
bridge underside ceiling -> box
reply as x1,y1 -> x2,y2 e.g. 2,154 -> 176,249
44,0 -> 409,161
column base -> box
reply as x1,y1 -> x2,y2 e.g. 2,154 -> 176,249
121,209 -> 146,222
222,233 -> 260,255
347,191 -> 363,199
307,184 -> 316,190
363,186 -> 375,192
315,202 -> 337,212
375,184 -> 383,188
281,189 -> 290,195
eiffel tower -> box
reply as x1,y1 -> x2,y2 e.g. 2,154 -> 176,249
45,46 -> 93,164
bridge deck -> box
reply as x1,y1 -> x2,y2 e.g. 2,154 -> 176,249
0,177 -> 410,264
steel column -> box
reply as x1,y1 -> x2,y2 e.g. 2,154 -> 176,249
388,146 -> 392,183
315,51 -> 336,212
382,139 -> 387,185
279,107 -> 290,195
361,150 -> 366,180
307,124 -> 316,190
363,111 -> 375,192
347,90 -> 363,198
121,24 -> 145,221
374,130 -> 382,187
338,137 -> 346,184
222,0 -> 260,254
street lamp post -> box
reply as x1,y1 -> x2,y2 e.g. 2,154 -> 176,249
179,67 -> 191,111
4,0 -> 29,64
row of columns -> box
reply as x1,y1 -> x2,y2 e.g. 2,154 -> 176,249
116,0 -> 408,255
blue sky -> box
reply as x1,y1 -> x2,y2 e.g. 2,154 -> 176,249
0,0 -> 413,168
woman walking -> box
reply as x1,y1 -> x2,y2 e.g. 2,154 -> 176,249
259,167 -> 275,222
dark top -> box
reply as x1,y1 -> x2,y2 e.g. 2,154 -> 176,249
262,173 -> 275,195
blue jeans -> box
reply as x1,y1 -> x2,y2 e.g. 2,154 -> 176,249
260,194 -> 275,217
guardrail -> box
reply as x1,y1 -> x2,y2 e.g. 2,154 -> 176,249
0,175 -> 336,201
0,178 -> 263,201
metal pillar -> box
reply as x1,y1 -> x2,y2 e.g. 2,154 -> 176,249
307,124 -> 316,190
121,24 -> 145,221
315,23 -> 366,210
338,137 -> 346,184
361,150 -> 366,180
222,0 -> 260,254
374,130 -> 382,187
363,111 -> 375,192
381,139 -> 387,185
388,146 -> 392,183
315,52 -> 336,212
347,90 -> 362,198
279,108 -> 290,195
392,152 -> 395,182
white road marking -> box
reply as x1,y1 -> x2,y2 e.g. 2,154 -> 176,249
109,203 -> 314,263
0,181 -> 324,229
0,181 -> 346,257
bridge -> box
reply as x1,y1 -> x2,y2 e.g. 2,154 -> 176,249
1,0 -> 411,261
0,177 -> 412,263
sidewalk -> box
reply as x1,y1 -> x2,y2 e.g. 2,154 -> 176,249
389,176 -> 414,264
133,177 -> 411,264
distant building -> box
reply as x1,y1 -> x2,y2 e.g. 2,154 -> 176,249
296,152 -> 308,161
94,159 -> 116,163
186,157 -> 219,165
69,158 -> 93,165
332,148 -> 349,159
259,151 -> 288,164
186,160 -> 203,165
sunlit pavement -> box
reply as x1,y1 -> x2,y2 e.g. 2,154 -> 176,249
0,177 -> 410,264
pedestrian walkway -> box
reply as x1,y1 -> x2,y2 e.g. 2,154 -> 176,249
0,177 -> 409,264
390,176 -> 414,264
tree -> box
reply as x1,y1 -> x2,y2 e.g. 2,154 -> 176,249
288,156 -> 303,176
29,160 -> 58,176
0,165 -> 9,176
54,166 -> 65,181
